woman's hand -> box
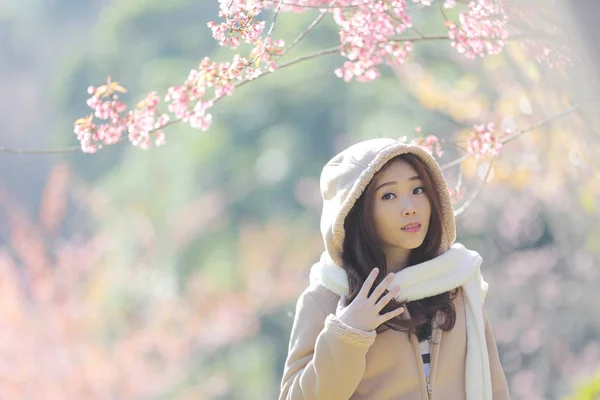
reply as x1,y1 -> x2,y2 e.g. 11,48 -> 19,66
335,268 -> 405,332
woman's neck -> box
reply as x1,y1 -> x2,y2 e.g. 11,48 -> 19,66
384,247 -> 412,273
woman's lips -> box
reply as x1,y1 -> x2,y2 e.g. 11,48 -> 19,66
401,224 -> 421,233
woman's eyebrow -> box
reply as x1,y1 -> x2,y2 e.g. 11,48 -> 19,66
375,176 -> 421,192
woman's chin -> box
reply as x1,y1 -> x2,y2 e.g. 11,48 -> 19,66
398,237 -> 426,250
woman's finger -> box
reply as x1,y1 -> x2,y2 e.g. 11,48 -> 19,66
374,285 -> 400,312
358,268 -> 379,299
377,305 -> 406,324
369,273 -> 395,303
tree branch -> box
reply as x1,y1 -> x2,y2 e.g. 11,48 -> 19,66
453,155 -> 496,217
440,100 -> 590,171
446,100 -> 594,215
0,144 -> 83,155
259,0 -> 440,10
282,0 -> 339,57
438,0 -> 450,23
0,37 -> 585,156
500,101 -> 586,145
260,0 -> 356,9
253,0 -> 285,63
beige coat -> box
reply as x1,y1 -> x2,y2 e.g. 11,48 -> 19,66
279,284 -> 510,400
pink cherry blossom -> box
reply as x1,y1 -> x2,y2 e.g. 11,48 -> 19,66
332,0 -> 414,82
466,122 -> 511,159
447,0 -> 508,59
73,0 -> 576,155
127,92 -> 166,149
165,85 -> 192,121
74,88 -> 129,153
448,185 -> 465,205
249,38 -> 285,73
521,39 -> 575,68
208,1 -> 265,49
162,55 -> 260,133
410,129 -> 444,158
190,102 -> 214,130
444,0 -> 456,8
74,85 -> 174,152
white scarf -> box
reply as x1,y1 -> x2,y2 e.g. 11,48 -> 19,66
309,243 -> 492,400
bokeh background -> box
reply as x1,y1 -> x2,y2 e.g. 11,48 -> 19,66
0,0 -> 599,399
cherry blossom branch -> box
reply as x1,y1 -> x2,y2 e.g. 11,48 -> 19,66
0,100 -> 591,225
453,154 -> 496,216
0,66 -> 585,156
260,0 -> 356,9
253,0 -> 285,63
258,0 -> 432,10
443,99 -> 595,212
282,0 -> 339,57
501,101 -> 587,146
408,25 -> 427,39
0,46 -> 340,155
0,25 -> 574,156
438,0 -> 450,23
441,100 -> 589,171
440,153 -> 470,171
0,144 -> 83,155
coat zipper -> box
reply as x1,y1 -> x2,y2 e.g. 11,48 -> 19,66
407,309 -> 439,400
425,326 -> 442,400
425,361 -> 432,399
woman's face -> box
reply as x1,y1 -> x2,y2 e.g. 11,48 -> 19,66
370,158 -> 432,254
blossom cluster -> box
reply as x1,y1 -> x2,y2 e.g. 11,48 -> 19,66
333,0 -> 414,82
521,39 -> 575,69
74,43 -> 287,153
73,0 -> 566,153
208,2 -> 265,49
74,86 -> 171,153
410,129 -> 444,158
466,122 -> 511,159
447,0 -> 508,59
447,185 -> 465,205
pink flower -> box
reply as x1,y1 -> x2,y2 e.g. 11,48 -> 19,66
126,91 -> 167,149
448,186 -> 465,205
155,113 -> 170,130
208,3 -> 265,49
332,0 -> 414,82
249,38 -> 285,73
75,87 -> 130,152
166,86 -> 192,120
74,82 -> 177,152
410,132 -> 444,158
155,131 -> 166,146
190,101 -> 214,130
466,122 -> 510,159
444,0 -> 456,8
521,39 -> 575,68
447,0 -> 508,59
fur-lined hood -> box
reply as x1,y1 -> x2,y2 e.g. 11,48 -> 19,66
319,138 -> 456,266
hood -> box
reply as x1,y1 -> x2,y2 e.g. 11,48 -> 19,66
319,138 -> 456,266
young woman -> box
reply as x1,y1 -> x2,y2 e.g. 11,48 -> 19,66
279,138 -> 510,400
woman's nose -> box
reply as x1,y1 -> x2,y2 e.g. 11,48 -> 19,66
402,200 -> 417,215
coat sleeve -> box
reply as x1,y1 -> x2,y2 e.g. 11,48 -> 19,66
484,312 -> 511,400
279,289 -> 376,400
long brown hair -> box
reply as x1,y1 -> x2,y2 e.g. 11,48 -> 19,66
341,153 -> 457,341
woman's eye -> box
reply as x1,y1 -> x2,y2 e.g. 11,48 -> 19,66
414,187 -> 425,195
382,192 -> 396,200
